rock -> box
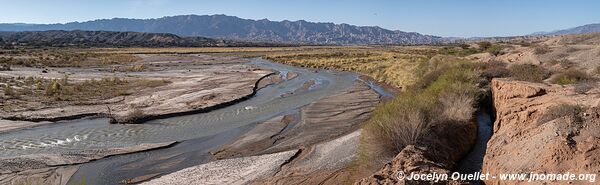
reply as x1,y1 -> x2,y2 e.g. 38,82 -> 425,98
212,113 -> 297,159
0,119 -> 51,133
482,79 -> 600,185
141,150 -> 300,185
0,64 -> 10,71
251,130 -> 362,185
263,81 -> 380,153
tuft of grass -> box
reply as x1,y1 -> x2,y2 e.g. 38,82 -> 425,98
3,84 -> 15,97
508,64 -> 550,83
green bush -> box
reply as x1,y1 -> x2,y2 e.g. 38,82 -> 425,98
550,68 -> 590,85
478,41 -> 493,51
486,44 -> 505,56
509,64 -> 549,83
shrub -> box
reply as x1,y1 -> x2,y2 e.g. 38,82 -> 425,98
439,90 -> 475,121
509,64 -> 550,83
360,61 -> 477,167
459,43 -> 470,49
478,41 -> 492,51
477,60 -> 510,80
537,104 -> 583,124
534,45 -> 552,55
486,44 -> 505,56
550,68 -> 589,85
45,80 -> 62,96
574,81 -> 595,94
547,59 -> 573,69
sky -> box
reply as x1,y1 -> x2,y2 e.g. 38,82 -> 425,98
0,0 -> 599,37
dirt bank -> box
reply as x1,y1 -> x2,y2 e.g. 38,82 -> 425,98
482,78 -> 600,185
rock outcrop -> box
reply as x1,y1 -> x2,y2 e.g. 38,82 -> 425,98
482,78 -> 600,184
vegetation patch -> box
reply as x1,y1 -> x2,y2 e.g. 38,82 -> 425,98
550,68 -> 590,85
358,60 -> 478,171
478,41 -> 506,56
0,49 -> 139,67
508,64 -> 550,83
534,45 -> 552,55
1,75 -> 170,111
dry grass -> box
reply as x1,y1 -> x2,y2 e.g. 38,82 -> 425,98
0,75 -> 170,111
0,49 -> 139,67
263,46 -> 471,88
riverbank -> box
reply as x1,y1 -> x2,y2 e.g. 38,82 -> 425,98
1,54 -> 273,127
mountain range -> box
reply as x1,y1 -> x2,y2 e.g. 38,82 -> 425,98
0,30 -> 280,47
0,14 -> 441,45
532,23 -> 600,36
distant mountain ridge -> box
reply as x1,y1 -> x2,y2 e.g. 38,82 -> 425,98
0,14 -> 442,45
0,30 -> 276,47
533,23 -> 600,35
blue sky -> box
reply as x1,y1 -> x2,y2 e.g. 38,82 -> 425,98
0,0 -> 599,37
